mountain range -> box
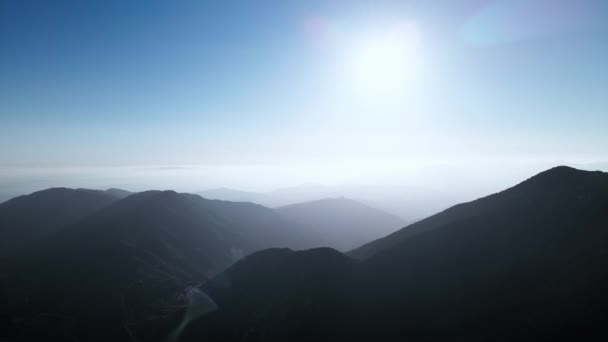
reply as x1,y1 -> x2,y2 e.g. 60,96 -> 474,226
2,166 -> 608,341
0,188 -> 400,341
199,183 -> 462,223
276,197 -> 403,251
185,166 -> 608,341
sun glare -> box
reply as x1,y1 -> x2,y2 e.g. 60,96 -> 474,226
345,23 -> 422,100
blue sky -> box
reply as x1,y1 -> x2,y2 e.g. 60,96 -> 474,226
1,0 -> 607,193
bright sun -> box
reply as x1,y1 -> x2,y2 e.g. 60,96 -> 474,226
346,23 -> 422,99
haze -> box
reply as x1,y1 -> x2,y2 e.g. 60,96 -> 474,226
3,1 -> 608,341
2,0 -> 608,209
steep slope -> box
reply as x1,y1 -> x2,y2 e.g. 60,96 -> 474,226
276,197 -> 403,251
0,187 -> 127,257
182,166 -> 608,341
355,166 -> 608,339
186,248 -> 358,341
350,166 -> 608,259
1,191 -> 321,342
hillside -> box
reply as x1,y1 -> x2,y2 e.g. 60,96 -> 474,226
1,190 -> 322,341
276,197 -> 403,251
0,187 -> 127,257
183,166 -> 608,341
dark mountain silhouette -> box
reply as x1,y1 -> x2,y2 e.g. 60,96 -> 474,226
349,165 -> 608,259
180,166 -> 608,341
1,190 -> 322,341
0,187 -> 128,257
4,167 -> 608,341
276,197 -> 403,251
189,247 -> 359,341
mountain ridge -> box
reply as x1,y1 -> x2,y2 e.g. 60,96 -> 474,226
276,197 -> 404,251
349,165 -> 607,259
184,166 -> 608,341
0,187 -> 128,257
0,190 -> 323,341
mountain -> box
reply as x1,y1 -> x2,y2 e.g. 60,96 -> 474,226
5,167 -> 608,341
104,187 -> 134,199
268,184 -> 460,222
0,187 -> 128,257
0,192 -> 20,205
276,197 -> 404,251
0,190 -> 322,341
199,184 -> 460,222
198,188 -> 270,205
181,166 -> 608,341
349,165 -> 608,259
189,247 -> 358,341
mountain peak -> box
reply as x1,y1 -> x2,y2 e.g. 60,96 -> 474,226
278,196 -> 394,212
276,197 -> 404,251
535,165 -> 583,176
350,165 -> 608,259
530,165 -> 603,178
515,166 -> 606,191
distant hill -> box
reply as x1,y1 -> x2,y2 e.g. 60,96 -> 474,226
276,197 -> 403,251
198,188 -> 270,205
1,190 -> 322,341
199,184 -> 460,222
0,187 -> 128,256
183,166 -> 608,341
104,188 -> 133,199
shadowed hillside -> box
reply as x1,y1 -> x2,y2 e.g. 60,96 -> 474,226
3,167 -> 608,341
0,190 -> 321,341
0,188 -> 129,257
181,167 -> 608,341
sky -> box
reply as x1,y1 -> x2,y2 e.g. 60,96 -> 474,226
1,0 -> 608,198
